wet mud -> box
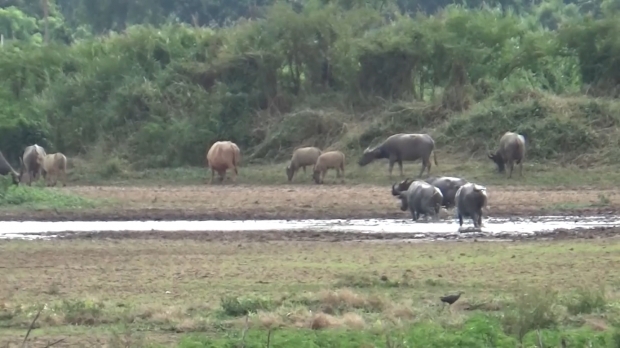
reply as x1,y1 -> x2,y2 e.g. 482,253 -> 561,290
45,226 -> 620,243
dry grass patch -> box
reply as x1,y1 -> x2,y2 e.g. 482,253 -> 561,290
317,288 -> 386,313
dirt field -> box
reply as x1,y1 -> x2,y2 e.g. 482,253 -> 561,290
0,184 -> 619,221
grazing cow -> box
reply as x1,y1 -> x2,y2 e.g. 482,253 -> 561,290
358,133 -> 438,178
206,141 -> 241,184
312,151 -> 345,184
286,147 -> 322,182
0,151 -> 19,185
42,153 -> 68,187
454,183 -> 488,229
424,176 -> 469,208
488,131 -> 526,179
19,144 -> 46,186
392,180 -> 443,221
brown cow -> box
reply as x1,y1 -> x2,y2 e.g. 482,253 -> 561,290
42,153 -> 68,187
19,144 -> 46,186
206,141 -> 241,184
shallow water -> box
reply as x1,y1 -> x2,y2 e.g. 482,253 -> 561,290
1,215 -> 620,240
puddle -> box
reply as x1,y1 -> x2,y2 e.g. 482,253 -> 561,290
1,215 -> 620,240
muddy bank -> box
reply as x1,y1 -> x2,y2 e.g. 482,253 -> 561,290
0,206 -> 619,222
48,226 -> 620,242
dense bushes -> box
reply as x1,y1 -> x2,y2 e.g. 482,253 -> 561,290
1,2 -> 620,169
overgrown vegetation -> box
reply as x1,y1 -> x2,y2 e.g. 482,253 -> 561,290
1,0 -> 620,176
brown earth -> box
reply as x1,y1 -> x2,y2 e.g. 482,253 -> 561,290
0,184 -> 619,221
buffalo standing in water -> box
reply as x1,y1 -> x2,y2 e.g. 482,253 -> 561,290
392,180 -> 443,221
454,183 -> 488,229
391,176 -> 468,209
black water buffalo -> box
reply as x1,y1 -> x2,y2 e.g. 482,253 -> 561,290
359,133 -> 438,178
392,180 -> 443,221
488,132 -> 526,179
455,183 -> 488,229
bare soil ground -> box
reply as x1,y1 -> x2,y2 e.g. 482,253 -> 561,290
1,184 -> 619,221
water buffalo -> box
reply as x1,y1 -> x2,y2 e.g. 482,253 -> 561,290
0,151 -> 19,185
312,151 -> 345,184
42,153 -> 68,187
286,147 -> 322,182
19,144 -> 47,186
206,141 -> 241,184
358,133 -> 438,178
488,132 -> 526,179
424,176 -> 468,208
454,183 -> 488,229
392,180 -> 443,221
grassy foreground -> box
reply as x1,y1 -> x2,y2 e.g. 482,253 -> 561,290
1,238 -> 620,346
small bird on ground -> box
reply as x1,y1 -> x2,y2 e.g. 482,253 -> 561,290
440,291 -> 463,306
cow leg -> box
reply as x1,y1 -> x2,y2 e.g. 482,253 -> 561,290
231,167 -> 237,183
302,166 -> 306,174
458,213 -> 463,227
477,213 -> 483,228
397,159 -> 404,177
519,161 -> 524,177
507,161 -> 514,179
335,168 -> 341,178
426,156 -> 432,175
418,161 -> 426,178
209,169 -> 215,184
388,159 -> 395,177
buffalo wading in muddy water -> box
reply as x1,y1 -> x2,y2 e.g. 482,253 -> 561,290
42,153 -> 68,187
424,176 -> 469,209
392,180 -> 443,221
312,151 -> 345,184
286,147 -> 322,182
19,144 -> 47,186
358,133 -> 438,178
455,183 -> 488,229
488,131 -> 526,179
206,141 -> 241,184
0,151 -> 19,185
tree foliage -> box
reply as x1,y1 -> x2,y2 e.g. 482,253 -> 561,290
0,0 -> 619,167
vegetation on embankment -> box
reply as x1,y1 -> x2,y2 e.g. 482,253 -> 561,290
0,177 -> 98,209
2,238 -> 620,346
2,0 -> 620,181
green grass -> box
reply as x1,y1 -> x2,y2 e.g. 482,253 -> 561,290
0,176 -> 100,209
67,154 -> 620,188
3,238 -> 620,346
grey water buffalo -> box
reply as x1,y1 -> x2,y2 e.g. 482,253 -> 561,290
19,144 -> 47,186
424,176 -> 468,208
392,180 -> 443,221
312,151 -> 345,184
42,153 -> 68,187
488,131 -> 526,179
0,151 -> 19,185
358,133 -> 438,178
286,147 -> 322,182
454,183 -> 488,229
206,141 -> 241,184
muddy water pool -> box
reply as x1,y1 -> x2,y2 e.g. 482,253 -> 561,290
1,215 -> 620,240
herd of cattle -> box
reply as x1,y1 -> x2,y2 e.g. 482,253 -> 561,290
0,144 -> 67,187
206,131 -> 526,228
0,131 -> 526,229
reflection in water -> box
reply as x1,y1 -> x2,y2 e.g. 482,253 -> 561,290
1,215 -> 619,240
